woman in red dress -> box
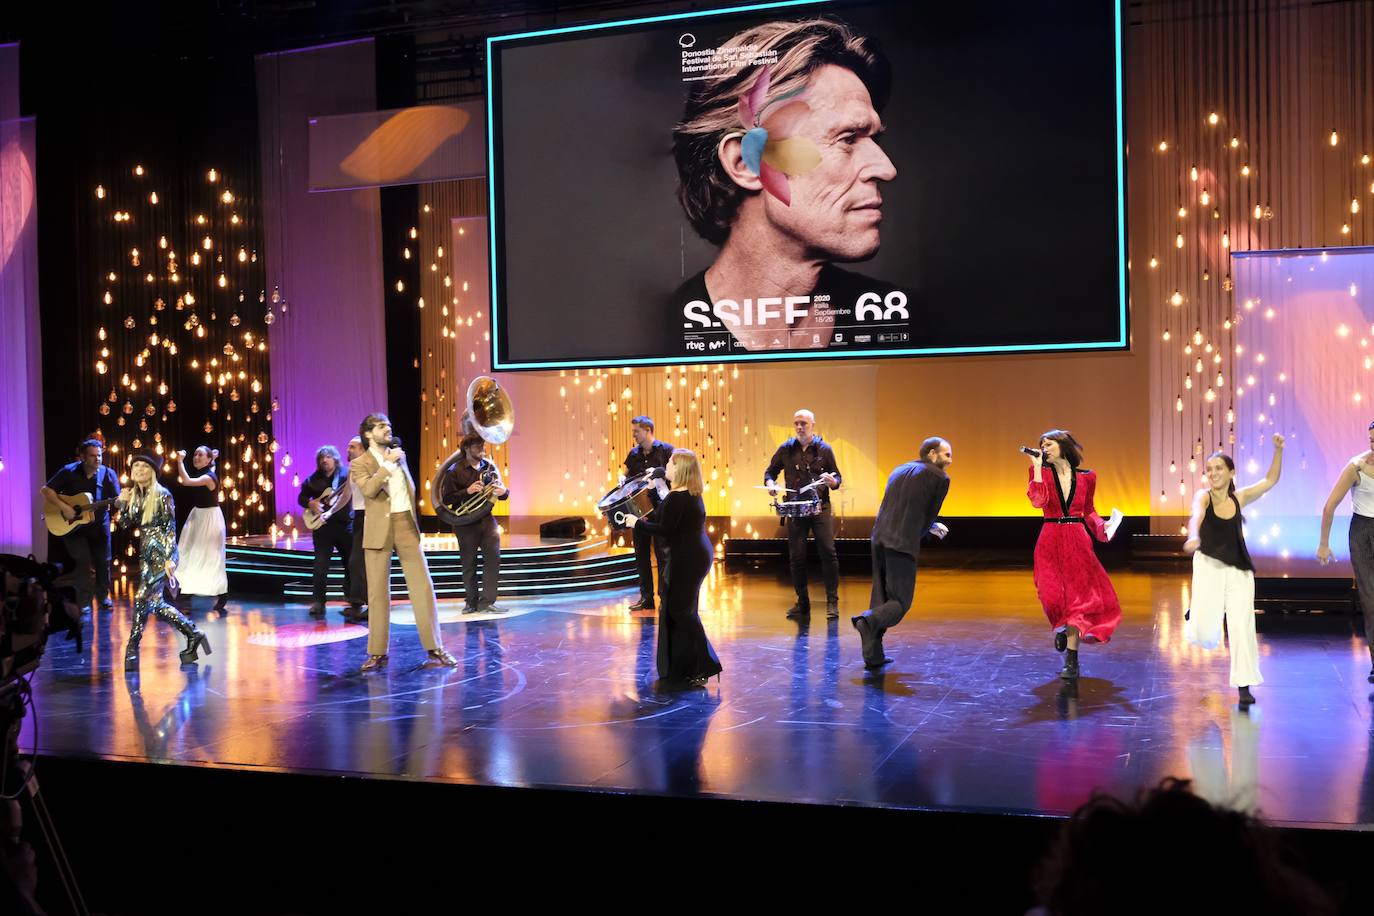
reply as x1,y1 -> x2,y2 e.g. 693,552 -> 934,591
1026,429 -> 1121,679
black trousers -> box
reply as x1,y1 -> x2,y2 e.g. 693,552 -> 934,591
863,542 -> 920,632
63,525 -> 112,608
1348,514 -> 1374,662
455,514 -> 500,607
786,507 -> 839,606
311,521 -> 353,604
632,523 -> 668,603
347,509 -> 368,605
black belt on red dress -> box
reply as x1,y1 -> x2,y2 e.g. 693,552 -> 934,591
1043,516 -> 1085,524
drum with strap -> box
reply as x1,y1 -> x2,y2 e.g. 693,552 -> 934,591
598,477 -> 660,528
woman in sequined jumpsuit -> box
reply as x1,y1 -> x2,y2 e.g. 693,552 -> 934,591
117,454 -> 211,671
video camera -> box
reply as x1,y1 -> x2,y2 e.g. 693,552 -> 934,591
0,554 -> 83,698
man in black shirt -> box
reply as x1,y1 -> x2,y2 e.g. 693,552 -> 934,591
852,437 -> 952,669
297,445 -> 353,618
623,415 -> 673,611
438,434 -> 509,613
40,438 -> 120,611
764,409 -> 842,618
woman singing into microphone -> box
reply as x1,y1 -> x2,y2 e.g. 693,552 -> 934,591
1025,430 -> 1121,680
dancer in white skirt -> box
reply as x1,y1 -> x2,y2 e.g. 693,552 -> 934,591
1183,434 -> 1284,706
174,446 -> 229,611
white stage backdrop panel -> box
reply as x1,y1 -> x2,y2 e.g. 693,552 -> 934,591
1231,247 -> 1374,576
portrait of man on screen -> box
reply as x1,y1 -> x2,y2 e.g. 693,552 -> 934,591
669,17 -> 907,352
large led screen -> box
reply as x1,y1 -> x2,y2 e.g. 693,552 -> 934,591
487,0 -> 1126,369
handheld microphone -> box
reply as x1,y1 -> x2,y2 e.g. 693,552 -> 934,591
387,435 -> 403,449
1019,446 -> 1042,458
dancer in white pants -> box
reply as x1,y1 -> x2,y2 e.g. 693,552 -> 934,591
1183,434 -> 1284,706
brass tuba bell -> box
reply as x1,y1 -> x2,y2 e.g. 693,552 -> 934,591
463,376 -> 514,445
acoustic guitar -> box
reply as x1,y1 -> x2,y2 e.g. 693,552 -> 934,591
45,493 -> 121,537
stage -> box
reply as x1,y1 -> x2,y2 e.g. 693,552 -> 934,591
27,557 -> 1374,828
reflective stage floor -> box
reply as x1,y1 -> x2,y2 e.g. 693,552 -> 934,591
26,560 -> 1374,830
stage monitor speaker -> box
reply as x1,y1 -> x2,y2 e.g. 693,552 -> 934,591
540,516 -> 586,539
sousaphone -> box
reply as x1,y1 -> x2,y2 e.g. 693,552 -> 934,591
432,376 -> 514,527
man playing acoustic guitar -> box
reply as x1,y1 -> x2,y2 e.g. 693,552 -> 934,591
40,438 -> 121,612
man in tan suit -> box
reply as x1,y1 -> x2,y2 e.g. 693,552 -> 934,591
351,412 -> 458,672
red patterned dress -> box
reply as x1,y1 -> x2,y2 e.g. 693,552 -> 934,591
1027,465 -> 1121,643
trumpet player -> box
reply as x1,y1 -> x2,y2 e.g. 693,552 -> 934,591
440,433 -> 509,613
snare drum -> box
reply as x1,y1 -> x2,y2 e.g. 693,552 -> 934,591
773,498 -> 822,518
598,478 -> 660,528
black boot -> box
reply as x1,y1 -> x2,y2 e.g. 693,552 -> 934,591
1059,648 -> 1079,680
180,628 -> 212,665
1237,685 -> 1256,706
124,611 -> 148,672
212,593 -> 229,613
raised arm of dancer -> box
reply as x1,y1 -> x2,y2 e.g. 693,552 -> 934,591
1237,434 -> 1284,507
1318,461 -> 1360,564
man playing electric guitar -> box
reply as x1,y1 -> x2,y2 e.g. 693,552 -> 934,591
297,444 -> 354,618
40,438 -> 121,612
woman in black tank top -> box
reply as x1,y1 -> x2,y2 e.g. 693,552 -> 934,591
1183,435 -> 1284,706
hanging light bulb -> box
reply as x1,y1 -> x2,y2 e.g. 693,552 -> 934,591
1222,231 -> 1230,249
1190,165 -> 1199,181
1253,204 -> 1263,219
1330,129 -> 1339,146
1207,112 -> 1219,125
1176,232 -> 1184,248
1158,140 -> 1168,152
1178,206 -> 1188,218
1175,395 -> 1184,412
1230,137 -> 1239,148
1240,163 -> 1250,176
208,168 -> 218,182
1199,189 -> 1210,206
1171,290 -> 1184,306
1149,256 -> 1159,268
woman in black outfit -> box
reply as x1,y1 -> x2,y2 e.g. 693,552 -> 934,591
625,448 -> 722,688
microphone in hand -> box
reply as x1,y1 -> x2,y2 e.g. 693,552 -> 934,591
1019,446 -> 1042,458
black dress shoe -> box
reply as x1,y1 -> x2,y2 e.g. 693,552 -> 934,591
785,603 -> 811,619
628,598 -> 655,611
462,604 -> 481,615
341,605 -> 369,623
308,603 -> 326,619
1054,629 -> 1068,653
478,601 -> 506,613
851,615 -> 888,668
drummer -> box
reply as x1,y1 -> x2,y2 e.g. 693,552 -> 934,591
764,409 -> 842,619
624,415 -> 674,611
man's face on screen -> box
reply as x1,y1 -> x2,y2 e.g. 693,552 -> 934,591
762,64 -> 895,262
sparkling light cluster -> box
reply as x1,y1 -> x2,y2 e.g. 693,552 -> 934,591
1151,117 -> 1373,529
91,164 -> 276,553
